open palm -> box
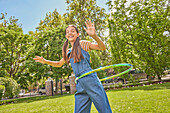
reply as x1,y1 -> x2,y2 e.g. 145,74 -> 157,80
33,56 -> 46,64
84,20 -> 96,37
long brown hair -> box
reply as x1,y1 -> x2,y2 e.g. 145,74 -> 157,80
62,25 -> 84,63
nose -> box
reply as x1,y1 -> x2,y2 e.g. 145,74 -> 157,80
67,31 -> 72,35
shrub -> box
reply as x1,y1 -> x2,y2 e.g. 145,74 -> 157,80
0,85 -> 5,100
128,74 -> 140,84
0,98 -> 17,105
0,77 -> 20,98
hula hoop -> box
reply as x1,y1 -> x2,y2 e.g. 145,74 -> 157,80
75,63 -> 133,83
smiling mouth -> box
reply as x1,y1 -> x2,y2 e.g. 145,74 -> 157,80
69,36 -> 74,38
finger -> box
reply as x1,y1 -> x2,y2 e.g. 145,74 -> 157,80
84,28 -> 87,32
33,58 -> 39,60
35,60 -> 41,63
41,56 -> 44,59
89,19 -> 92,27
86,20 -> 89,27
85,21 -> 89,28
86,20 -> 90,26
34,56 -> 42,59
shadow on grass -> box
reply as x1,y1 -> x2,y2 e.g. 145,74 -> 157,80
1,93 -> 73,105
107,82 -> 170,92
1,83 -> 170,105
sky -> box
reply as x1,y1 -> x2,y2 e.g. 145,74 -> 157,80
0,0 -> 109,34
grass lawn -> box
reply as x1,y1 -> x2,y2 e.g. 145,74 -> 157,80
0,83 -> 170,113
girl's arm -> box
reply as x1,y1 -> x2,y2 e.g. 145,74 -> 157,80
89,34 -> 106,50
84,20 -> 106,51
33,56 -> 65,67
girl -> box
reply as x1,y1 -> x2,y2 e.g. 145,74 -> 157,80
33,20 -> 112,113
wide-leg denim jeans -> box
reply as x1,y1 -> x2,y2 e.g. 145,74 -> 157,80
74,72 -> 112,113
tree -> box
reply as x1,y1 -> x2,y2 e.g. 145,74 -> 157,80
0,13 -> 34,88
64,0 -> 111,78
29,25 -> 72,80
36,9 -> 63,31
65,0 -> 106,39
107,0 -> 170,80
29,11 -> 73,92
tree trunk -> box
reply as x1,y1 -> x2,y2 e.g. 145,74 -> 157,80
55,78 -> 59,94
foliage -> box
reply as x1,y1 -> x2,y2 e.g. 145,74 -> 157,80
0,1 -> 111,89
29,25 -> 72,90
65,0 -> 111,76
107,0 -> 170,80
114,82 -> 123,88
0,13 -> 34,88
128,74 -> 140,84
36,9 -> 63,31
0,83 -> 169,112
0,77 -> 20,98
0,98 -> 17,105
65,0 -> 106,39
33,0 -> 110,80
23,9 -> 72,91
0,85 -> 5,100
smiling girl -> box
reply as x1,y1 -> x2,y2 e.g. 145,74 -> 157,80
33,20 -> 112,113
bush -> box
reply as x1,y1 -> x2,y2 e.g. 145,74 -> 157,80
0,98 -> 17,105
0,77 -> 20,98
114,82 -> 123,88
128,74 -> 140,84
0,85 -> 5,100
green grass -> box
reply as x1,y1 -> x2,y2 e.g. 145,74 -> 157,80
0,83 -> 170,113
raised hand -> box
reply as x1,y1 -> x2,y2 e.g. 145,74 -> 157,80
84,20 -> 97,37
33,56 -> 46,64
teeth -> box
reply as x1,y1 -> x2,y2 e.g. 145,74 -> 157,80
69,36 -> 73,38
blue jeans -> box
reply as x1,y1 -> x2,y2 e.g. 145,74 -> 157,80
74,72 -> 112,113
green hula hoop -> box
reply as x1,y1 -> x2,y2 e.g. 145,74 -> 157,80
75,63 -> 133,83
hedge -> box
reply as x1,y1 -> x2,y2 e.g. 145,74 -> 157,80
0,85 -> 5,100
0,77 -> 20,99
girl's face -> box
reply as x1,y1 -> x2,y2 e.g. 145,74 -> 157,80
65,26 -> 79,43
